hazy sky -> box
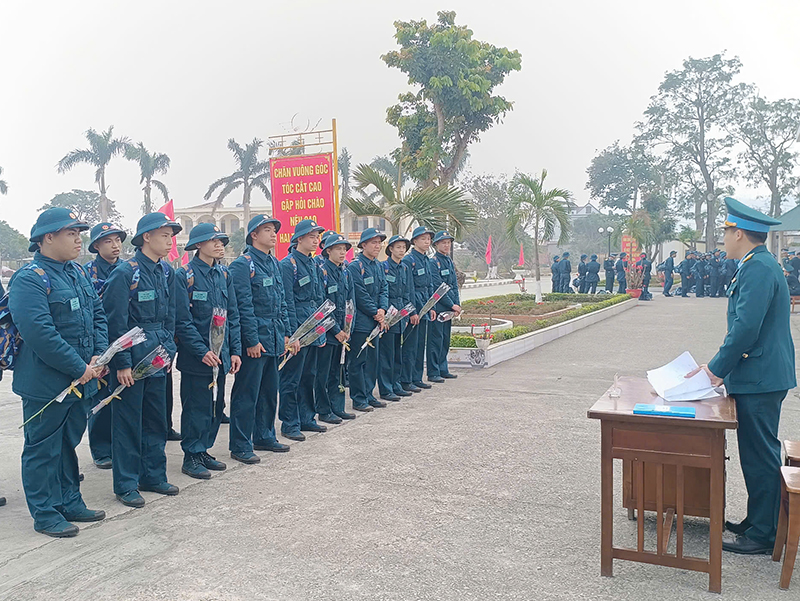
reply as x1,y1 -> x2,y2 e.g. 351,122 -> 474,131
1,0 -> 798,235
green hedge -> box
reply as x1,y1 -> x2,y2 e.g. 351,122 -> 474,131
450,294 -> 632,349
542,293 -> 623,303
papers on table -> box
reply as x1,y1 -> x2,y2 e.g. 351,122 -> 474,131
646,351 -> 720,402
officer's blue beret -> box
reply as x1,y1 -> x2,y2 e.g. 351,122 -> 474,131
713,248 -> 721,253
552,255 -> 560,261
724,196 -> 781,233
609,253 -> 617,257
409,226 -> 434,242
318,229 -> 338,249
322,232 -> 352,252
433,230 -> 455,245
590,254 -> 597,260
29,207 -> 90,252
670,250 -> 677,255
357,227 -> 387,248
619,252 -> 627,258
246,214 -> 281,245
131,212 -> 182,247
185,222 -> 229,251
386,235 -> 410,251
88,222 -> 126,254
580,254 -> 588,260
562,252 -> 570,257
290,218 -> 325,244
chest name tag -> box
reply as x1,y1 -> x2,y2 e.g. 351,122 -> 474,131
364,276 -> 374,285
69,297 -> 80,311
328,284 -> 338,294
138,290 -> 155,302
441,269 -> 450,276
298,275 -> 311,287
193,291 -> 208,301
263,276 -> 274,287
417,268 -> 426,276
386,274 -> 396,283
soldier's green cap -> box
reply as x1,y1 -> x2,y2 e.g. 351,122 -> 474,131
723,197 -> 781,233
29,208 -> 90,252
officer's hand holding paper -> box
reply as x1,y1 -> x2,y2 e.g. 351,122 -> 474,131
646,351 -> 720,402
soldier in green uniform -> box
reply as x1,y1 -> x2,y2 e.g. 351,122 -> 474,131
84,222 -> 126,470
10,208 -> 109,536
428,230 -> 461,382
688,197 -> 795,554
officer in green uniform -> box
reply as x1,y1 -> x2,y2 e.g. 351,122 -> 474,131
348,228 -> 389,410
103,212 -> 182,508
603,254 -> 616,293
84,222 -> 126,470
229,215 -> 293,464
378,235 -> 414,400
586,254 -> 601,294
662,250 -> 676,297
10,208 -> 109,537
689,197 -> 795,554
785,265 -> 800,296
175,223 -> 242,479
279,218 -> 327,440
315,233 -> 355,420
551,255 -> 561,293
401,226 -> 436,392
428,230 -> 461,382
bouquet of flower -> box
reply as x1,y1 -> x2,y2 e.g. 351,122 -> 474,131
208,308 -> 227,396
20,326 -> 148,428
417,283 -> 450,323
278,316 -> 336,371
287,299 -> 336,346
338,299 -> 355,391
379,303 -> 415,338
89,345 -> 171,415
357,306 -> 397,357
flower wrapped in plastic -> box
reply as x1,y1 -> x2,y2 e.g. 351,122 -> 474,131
19,326 -> 148,428
287,299 -> 336,346
418,283 -> 450,319
338,298 -> 356,391
208,308 -> 227,396
278,316 -> 336,371
436,311 -> 455,322
356,306 -> 398,357
89,345 -> 171,415
379,303 -> 415,338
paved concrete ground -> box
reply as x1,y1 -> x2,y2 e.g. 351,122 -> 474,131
1,294 -> 799,600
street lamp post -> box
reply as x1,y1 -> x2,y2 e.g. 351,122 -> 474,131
599,226 -> 614,256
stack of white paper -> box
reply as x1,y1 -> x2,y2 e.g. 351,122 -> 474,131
646,351 -> 720,402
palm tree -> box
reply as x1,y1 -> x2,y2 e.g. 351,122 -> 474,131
57,126 -> 130,221
205,138 -> 270,226
344,164 -> 476,238
507,170 -> 572,302
125,143 -> 170,214
338,148 -> 352,200
0,166 -> 7,195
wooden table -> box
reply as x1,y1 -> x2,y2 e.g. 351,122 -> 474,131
587,376 -> 737,593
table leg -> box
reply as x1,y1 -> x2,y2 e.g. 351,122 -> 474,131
601,421 -> 613,577
708,432 -> 724,594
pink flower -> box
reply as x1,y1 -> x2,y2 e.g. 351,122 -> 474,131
315,325 -> 326,334
433,293 -> 441,300
400,309 -> 408,316
345,314 -> 354,323
212,315 -> 226,327
314,311 -> 324,320
152,356 -> 166,369
488,300 -> 495,304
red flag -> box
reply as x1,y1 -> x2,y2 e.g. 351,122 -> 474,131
519,243 -> 525,267
485,235 -> 492,265
181,251 -> 190,266
345,247 -> 355,262
157,200 -> 180,262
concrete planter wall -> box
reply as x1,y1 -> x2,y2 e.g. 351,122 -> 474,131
447,298 -> 638,369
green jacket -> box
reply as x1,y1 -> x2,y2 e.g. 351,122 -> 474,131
708,245 -> 796,394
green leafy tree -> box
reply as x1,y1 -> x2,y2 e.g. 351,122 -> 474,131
338,147 -> 352,200
506,170 -> 572,301
678,225 -> 700,250
382,10 -> 522,188
567,213 -> 624,256
0,166 -> 8,195
57,126 -> 130,221
125,142 -> 171,214
637,53 -> 743,246
0,220 -> 30,261
205,138 -> 271,227
227,227 -> 246,255
40,189 -> 122,224
730,91 -> 800,249
344,164 -> 476,238
586,142 -> 666,212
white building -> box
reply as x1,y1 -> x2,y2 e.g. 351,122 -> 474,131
173,201 -> 271,247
